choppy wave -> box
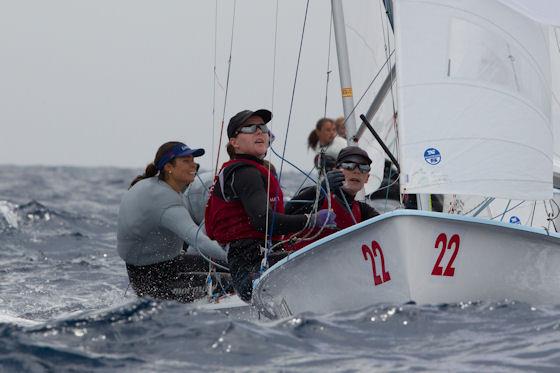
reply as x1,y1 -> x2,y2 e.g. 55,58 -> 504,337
2,299 -> 560,372
2,166 -> 560,372
0,200 -> 19,231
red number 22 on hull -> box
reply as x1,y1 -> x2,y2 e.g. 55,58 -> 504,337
362,240 -> 391,286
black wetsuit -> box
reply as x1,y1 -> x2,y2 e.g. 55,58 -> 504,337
212,154 -> 308,301
126,252 -> 230,302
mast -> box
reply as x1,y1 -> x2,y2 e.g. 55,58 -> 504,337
331,0 -> 357,145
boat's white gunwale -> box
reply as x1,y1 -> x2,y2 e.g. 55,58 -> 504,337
255,209 -> 560,287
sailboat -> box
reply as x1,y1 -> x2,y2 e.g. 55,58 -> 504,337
252,0 -> 560,318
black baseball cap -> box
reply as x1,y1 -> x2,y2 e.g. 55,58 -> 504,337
227,109 -> 272,139
336,146 -> 372,165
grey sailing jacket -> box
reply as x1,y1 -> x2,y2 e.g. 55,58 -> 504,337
117,177 -> 225,266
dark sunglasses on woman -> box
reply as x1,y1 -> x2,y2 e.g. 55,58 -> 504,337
236,124 -> 270,135
339,162 -> 371,173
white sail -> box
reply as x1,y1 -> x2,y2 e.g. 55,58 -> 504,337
497,0 -> 560,26
497,3 -> 560,177
395,0 -> 553,200
551,27 -> 560,175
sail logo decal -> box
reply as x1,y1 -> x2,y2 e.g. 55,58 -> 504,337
424,148 -> 441,165
362,240 -> 391,286
509,216 -> 521,224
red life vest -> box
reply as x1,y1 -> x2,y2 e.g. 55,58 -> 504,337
287,192 -> 362,251
204,158 -> 285,246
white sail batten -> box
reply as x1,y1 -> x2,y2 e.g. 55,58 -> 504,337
395,0 -> 554,200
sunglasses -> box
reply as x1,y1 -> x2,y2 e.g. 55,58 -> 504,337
236,124 -> 270,135
339,162 -> 371,173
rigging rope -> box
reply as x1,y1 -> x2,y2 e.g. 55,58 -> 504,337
528,200 -> 537,226
211,0 -> 218,165
278,0 -> 311,184
490,200 -> 526,220
499,200 -> 512,222
378,0 -> 400,202
339,188 -> 358,225
384,163 -> 396,211
462,197 -> 492,216
378,0 -> 397,117
214,0 -> 237,176
265,167 -> 336,254
260,0 -> 311,273
292,165 -> 317,196
259,145 -> 335,272
194,221 -> 229,271
261,1 -> 404,269
263,0 -> 281,265
324,7 -> 334,117
270,146 -> 318,184
549,199 -> 560,232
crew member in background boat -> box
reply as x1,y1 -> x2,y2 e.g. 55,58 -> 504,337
308,117 -> 347,172
205,109 -> 336,302
117,142 -> 228,302
285,146 -> 380,249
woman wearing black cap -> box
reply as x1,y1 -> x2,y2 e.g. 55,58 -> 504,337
285,146 -> 380,250
205,109 -> 335,302
117,141 -> 228,302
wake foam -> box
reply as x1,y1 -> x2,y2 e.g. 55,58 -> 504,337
0,200 -> 19,230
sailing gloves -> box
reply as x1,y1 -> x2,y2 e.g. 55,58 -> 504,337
307,209 -> 337,228
322,170 -> 345,193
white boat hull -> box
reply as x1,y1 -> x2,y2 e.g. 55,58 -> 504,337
253,210 -> 560,318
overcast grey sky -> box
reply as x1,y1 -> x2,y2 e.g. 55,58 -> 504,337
0,0 -> 389,172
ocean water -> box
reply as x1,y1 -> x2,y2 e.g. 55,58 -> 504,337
1,165 -> 560,372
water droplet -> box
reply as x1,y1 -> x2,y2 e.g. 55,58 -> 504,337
288,317 -> 302,326
73,328 -> 87,337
